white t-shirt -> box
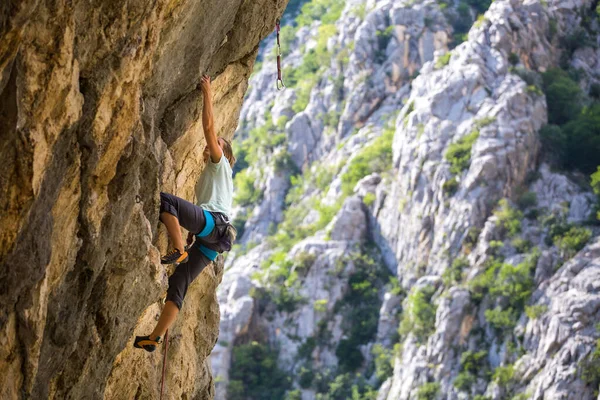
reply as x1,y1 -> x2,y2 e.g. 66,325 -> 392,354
195,155 -> 233,218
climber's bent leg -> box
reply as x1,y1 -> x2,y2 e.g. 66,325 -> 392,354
149,300 -> 179,342
150,246 -> 212,340
160,213 -> 188,264
159,192 -> 208,233
159,192 -> 208,264
164,245 -> 212,308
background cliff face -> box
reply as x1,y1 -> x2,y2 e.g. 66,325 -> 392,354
215,0 -> 600,399
0,1 -> 287,398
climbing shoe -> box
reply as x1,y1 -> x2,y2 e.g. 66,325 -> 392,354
161,248 -> 188,265
133,335 -> 161,352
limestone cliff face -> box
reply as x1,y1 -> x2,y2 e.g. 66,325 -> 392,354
0,1 -> 287,398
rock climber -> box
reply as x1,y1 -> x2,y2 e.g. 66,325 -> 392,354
134,75 -> 236,352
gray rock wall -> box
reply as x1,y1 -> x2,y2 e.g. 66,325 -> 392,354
216,0 -> 600,399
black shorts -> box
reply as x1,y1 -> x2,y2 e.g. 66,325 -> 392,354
159,192 -> 225,310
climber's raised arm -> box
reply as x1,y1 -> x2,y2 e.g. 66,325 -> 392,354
199,75 -> 223,163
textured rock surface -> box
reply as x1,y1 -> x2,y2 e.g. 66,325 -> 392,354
0,0 -> 287,398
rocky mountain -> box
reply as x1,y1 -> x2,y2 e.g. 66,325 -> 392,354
0,1 -> 288,398
214,0 -> 600,399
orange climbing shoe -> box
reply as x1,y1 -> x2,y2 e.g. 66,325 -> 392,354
161,249 -> 188,265
134,335 -> 161,352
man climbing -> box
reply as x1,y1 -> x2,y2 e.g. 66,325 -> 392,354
134,75 -> 236,352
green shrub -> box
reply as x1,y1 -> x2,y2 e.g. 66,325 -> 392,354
299,365 -> 315,388
591,166 -> 600,220
314,299 -> 328,312
561,104 -> 600,173
539,124 -> 566,165
227,380 -> 245,400
454,350 -> 489,391
443,257 -> 468,286
542,68 -> 583,126
295,251 -> 317,272
436,52 -> 452,69
363,192 -> 376,206
489,240 -> 504,255
273,286 -> 306,312
454,372 -> 476,391
581,339 -> 600,396
389,276 -> 404,296
279,25 -> 296,57
525,304 -> 547,320
554,225 -> 592,259
511,237 -> 532,253
443,176 -> 459,196
336,251 -> 389,372
296,0 -> 344,27
234,169 -> 262,206
464,227 -> 481,252
372,344 -> 394,382
527,85 -> 544,96
492,364 -> 515,387
470,252 -> 538,332
489,253 -> 538,306
560,28 -> 594,58
297,337 -> 316,361
591,166 -> 600,196
473,14 -> 487,28
517,191 -> 537,210
417,382 -> 440,400
351,3 -> 368,19
314,199 -> 342,230
277,115 -> 290,130
335,336 -> 365,372
446,2 -> 472,47
232,214 -> 248,240
399,285 -> 437,344
341,128 -> 394,195
511,66 -> 543,89
376,26 -> 395,55
286,389 -> 302,400
446,129 -> 480,175
466,0 -> 492,13
317,373 -> 355,400
494,199 -> 523,238
590,83 -> 600,100
462,350 -> 489,374
228,342 -> 291,400
485,307 -> 517,331
292,76 -> 317,113
469,258 -> 503,301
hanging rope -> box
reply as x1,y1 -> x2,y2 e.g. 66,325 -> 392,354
160,329 -> 169,400
275,19 -> 285,90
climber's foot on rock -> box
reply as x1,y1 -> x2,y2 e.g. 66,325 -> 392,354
133,335 -> 161,352
161,248 -> 188,265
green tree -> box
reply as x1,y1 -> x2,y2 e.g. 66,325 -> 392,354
227,342 -> 291,400
542,68 -> 583,126
399,285 -> 437,343
562,104 -> 600,173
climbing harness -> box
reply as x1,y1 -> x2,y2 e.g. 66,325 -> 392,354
275,19 -> 285,90
160,329 -> 169,400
